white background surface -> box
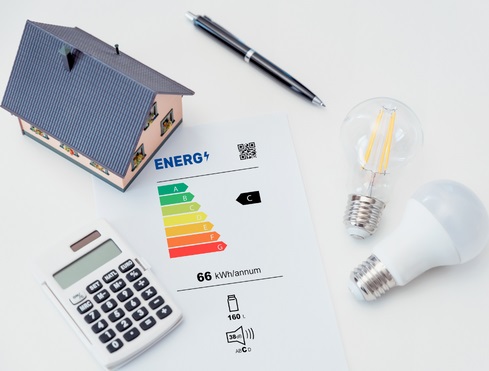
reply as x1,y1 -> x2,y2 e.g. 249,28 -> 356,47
1,1 -> 488,370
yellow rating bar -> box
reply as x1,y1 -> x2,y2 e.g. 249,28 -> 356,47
163,212 -> 207,227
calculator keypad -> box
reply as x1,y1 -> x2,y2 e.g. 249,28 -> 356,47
76,260 -> 173,354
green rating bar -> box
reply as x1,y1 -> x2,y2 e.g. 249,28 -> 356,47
158,183 -> 188,196
161,202 -> 201,216
159,192 -> 194,206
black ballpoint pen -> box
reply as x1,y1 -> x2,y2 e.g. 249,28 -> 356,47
185,12 -> 325,107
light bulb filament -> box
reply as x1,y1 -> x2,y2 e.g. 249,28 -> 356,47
378,110 -> 396,173
362,108 -> 397,174
363,109 -> 383,167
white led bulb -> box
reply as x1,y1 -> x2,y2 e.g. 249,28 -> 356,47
349,180 -> 489,301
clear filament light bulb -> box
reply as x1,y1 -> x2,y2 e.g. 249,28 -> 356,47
349,180 -> 489,301
341,97 -> 423,239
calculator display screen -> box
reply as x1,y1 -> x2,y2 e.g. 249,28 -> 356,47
54,239 -> 121,289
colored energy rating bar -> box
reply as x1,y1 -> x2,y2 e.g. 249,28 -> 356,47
161,202 -> 200,216
165,222 -> 214,237
158,183 -> 188,195
159,192 -> 194,206
163,212 -> 207,227
157,182 -> 227,258
169,242 -> 227,259
167,232 -> 221,247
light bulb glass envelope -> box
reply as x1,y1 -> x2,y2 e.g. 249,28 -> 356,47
341,97 -> 423,239
349,180 -> 489,301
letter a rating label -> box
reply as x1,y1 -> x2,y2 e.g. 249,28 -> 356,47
158,183 -> 227,258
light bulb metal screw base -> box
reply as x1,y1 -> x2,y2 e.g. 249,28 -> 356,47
344,194 -> 385,239
349,254 -> 397,301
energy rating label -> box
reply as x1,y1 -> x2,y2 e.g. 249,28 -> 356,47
158,182 -> 227,258
94,114 -> 348,371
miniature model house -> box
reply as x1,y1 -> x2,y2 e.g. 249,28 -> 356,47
1,20 -> 194,191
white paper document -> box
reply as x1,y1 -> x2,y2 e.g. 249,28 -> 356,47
93,113 -> 348,370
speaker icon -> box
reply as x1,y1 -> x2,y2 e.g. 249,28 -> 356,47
226,326 -> 255,346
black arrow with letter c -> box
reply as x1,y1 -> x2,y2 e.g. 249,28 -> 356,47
236,191 -> 261,205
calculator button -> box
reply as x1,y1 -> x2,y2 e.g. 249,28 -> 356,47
123,328 -> 140,342
132,307 -> 149,321
108,308 -> 125,322
141,287 -> 157,301
84,309 -> 101,324
69,291 -> 86,305
117,288 -> 134,302
156,305 -> 173,320
109,279 -> 126,293
103,270 -> 119,283
101,299 -> 118,313
119,259 -> 135,273
148,296 -> 165,310
77,300 -> 93,314
124,298 -> 141,312
99,329 -> 116,343
116,318 -> 133,332
107,339 -> 123,353
126,268 -> 142,282
94,289 -> 110,303
87,280 -> 102,294
140,316 -> 156,331
133,277 -> 149,291
92,319 -> 108,334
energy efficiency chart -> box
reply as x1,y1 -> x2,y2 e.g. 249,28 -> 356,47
158,182 -> 227,258
93,114 -> 348,371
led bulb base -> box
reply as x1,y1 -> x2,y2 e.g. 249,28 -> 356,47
349,254 -> 397,301
344,195 -> 385,239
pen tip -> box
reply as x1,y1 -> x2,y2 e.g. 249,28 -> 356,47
313,96 -> 326,107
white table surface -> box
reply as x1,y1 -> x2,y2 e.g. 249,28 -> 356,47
1,1 -> 489,370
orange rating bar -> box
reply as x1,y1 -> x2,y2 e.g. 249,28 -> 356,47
165,222 -> 214,237
167,232 -> 221,248
169,241 -> 227,258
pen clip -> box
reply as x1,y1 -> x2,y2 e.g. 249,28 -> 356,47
201,15 -> 244,44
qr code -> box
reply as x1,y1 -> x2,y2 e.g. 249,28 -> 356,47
237,142 -> 257,160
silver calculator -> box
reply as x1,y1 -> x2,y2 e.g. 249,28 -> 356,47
34,219 -> 183,370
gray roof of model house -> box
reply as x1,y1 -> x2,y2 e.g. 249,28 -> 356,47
1,20 -> 194,178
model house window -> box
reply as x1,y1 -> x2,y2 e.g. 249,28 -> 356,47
144,102 -> 159,130
90,161 -> 109,175
132,144 -> 146,171
60,144 -> 79,157
160,109 -> 174,136
30,125 -> 49,140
